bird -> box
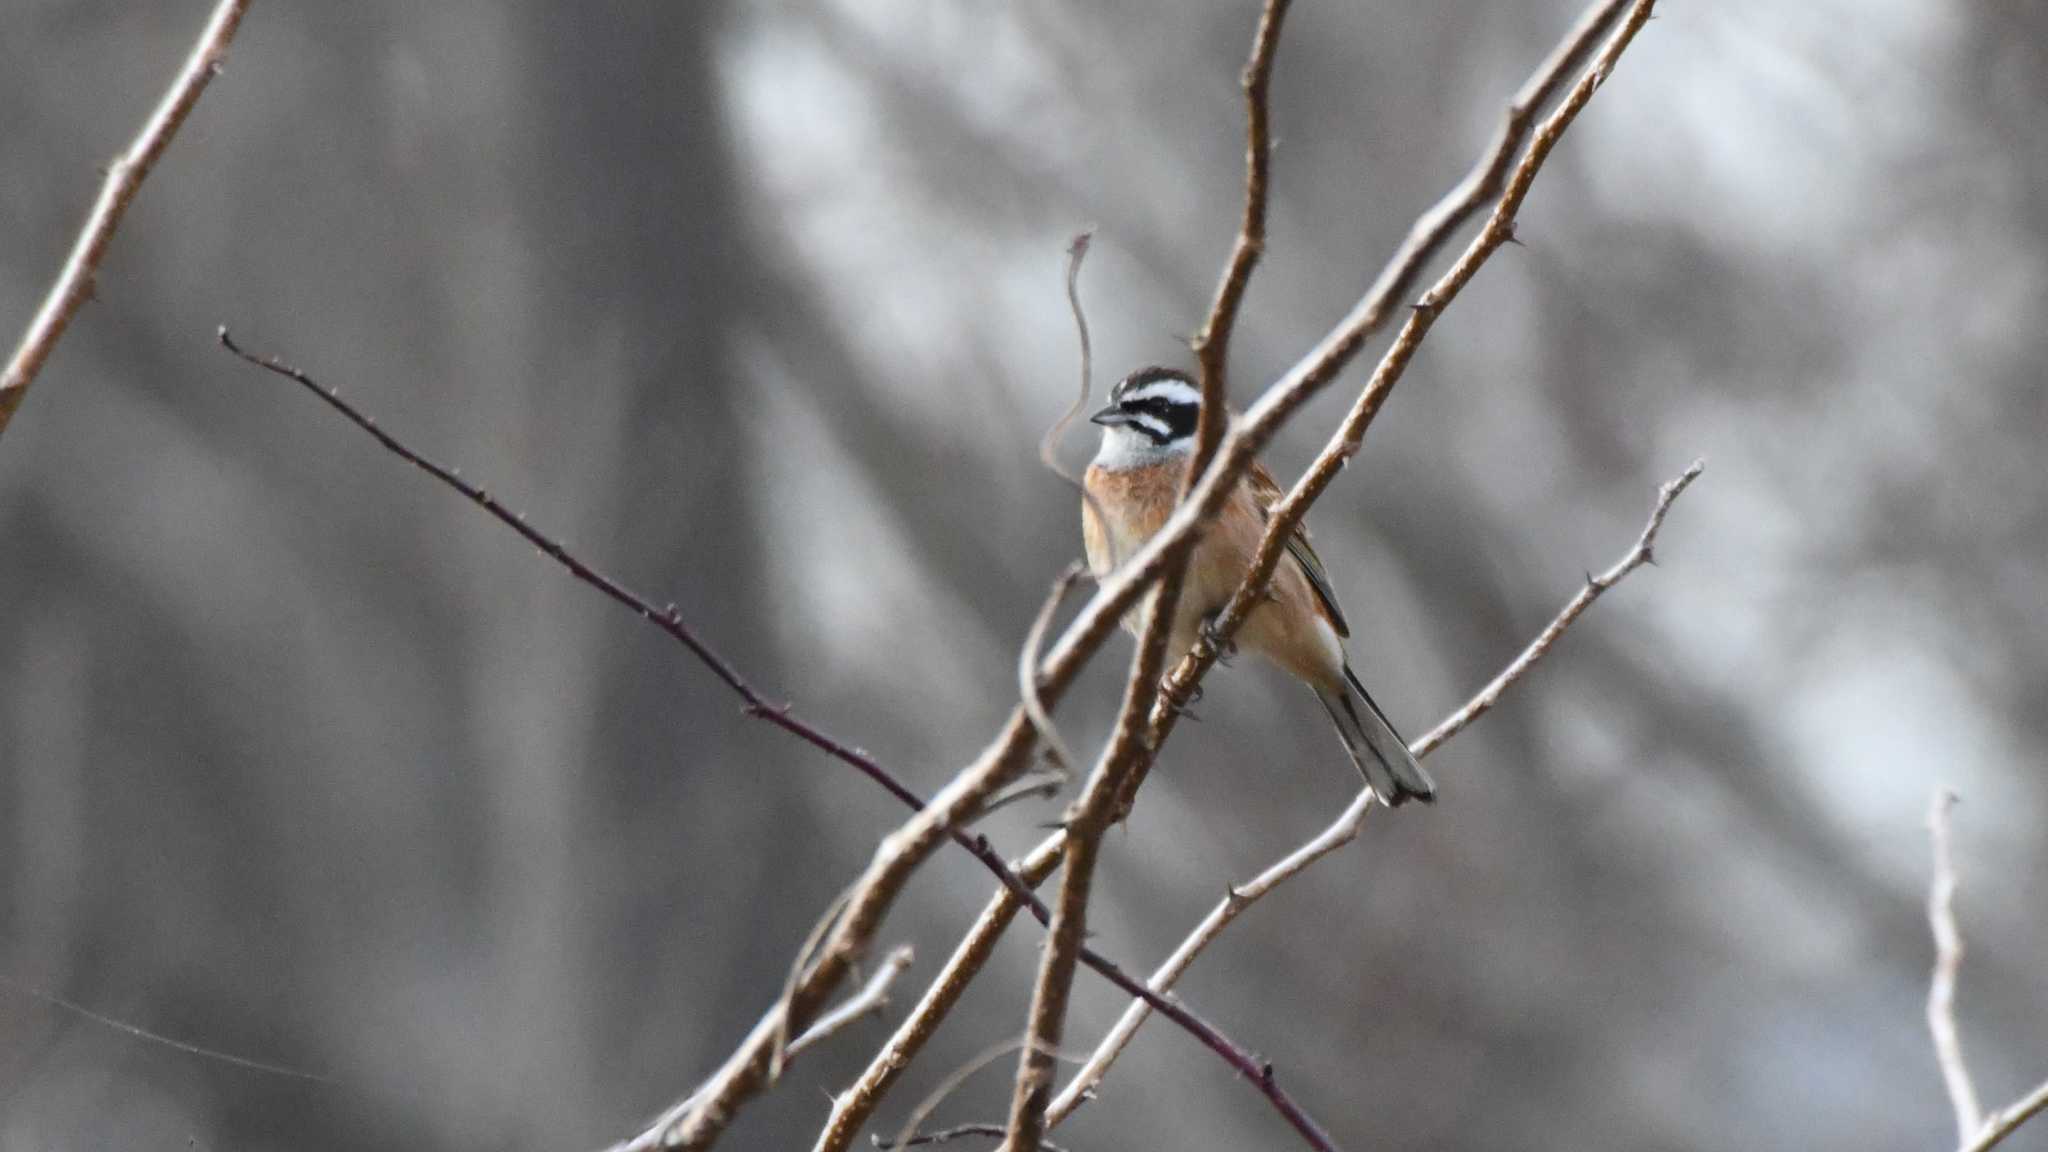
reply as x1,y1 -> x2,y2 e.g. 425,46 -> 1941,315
1081,365 -> 1435,806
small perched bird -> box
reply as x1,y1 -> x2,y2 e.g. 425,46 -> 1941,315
1081,366 -> 1435,806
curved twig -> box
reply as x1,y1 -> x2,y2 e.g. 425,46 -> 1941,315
1928,789 -> 1980,1143
816,4 -> 1666,1147
1018,563 -> 1088,781
215,332 -> 1276,1148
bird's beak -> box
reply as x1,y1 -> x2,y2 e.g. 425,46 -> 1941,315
1089,403 -> 1130,427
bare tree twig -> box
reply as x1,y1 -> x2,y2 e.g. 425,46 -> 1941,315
1019,563 -> 1088,781
1048,459 -> 1703,1127
1927,789 -> 1980,1143
821,3 -> 1666,1145
221,327 -> 928,820
1407,459 -> 1700,758
1152,0 -> 1656,743
234,0 -> 1663,1144
775,888 -> 858,1080
791,946 -> 917,1063
1965,1081 -> 2048,1152
0,0 -> 251,442
615,947 -> 917,1152
1044,232 -> 1117,570
1040,231 -> 1097,484
1924,790 -> 2048,1152
817,838 -> 1068,1152
1186,0 -> 1290,486
877,1123 -> 1069,1152
806,15 -> 1672,1143
891,1038 -> 1066,1152
1043,232 -> 1098,482
1002,574 -> 1189,1152
692,0 -> 1658,1135
215,331 -> 1278,1146
1004,4 -> 1299,1145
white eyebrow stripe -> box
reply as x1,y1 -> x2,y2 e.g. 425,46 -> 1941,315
1129,413 -> 1173,439
1120,379 -> 1201,406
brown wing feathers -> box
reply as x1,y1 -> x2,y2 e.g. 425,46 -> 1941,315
1247,461 -> 1350,638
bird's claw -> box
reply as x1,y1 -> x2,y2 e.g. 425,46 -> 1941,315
1199,613 -> 1237,664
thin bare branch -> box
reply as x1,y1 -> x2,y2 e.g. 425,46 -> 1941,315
224,326 -> 1292,1148
1019,563 -> 1088,781
221,328 -> 933,819
0,0 -> 251,442
775,888 -> 858,1080
1049,459 -> 1703,1126
878,1123 -> 1069,1152
820,3 -> 1667,1145
890,1038 -> 1065,1152
817,838 -> 1068,1152
1927,788 -> 1980,1143
1186,0 -> 1291,486
1006,5 -> 1296,1143
1153,0 -> 1658,742
1924,790 -> 2048,1152
1044,232 -> 1117,570
1966,1080 -> 2048,1152
807,21 -> 1669,1140
615,947 -> 917,1152
976,772 -> 1066,820
788,946 -> 916,1063
706,0 -> 1659,1136
1041,231 -> 1098,484
1409,459 -> 1700,758
1003,569 -> 1191,1152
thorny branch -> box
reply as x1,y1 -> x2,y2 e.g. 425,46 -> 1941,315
1924,792 -> 2048,1152
231,0 -> 1664,1145
1002,573 -> 1192,1152
820,10 -> 1675,1146
1046,461 -> 1703,1127
818,2 -> 1664,1147
1024,1 -> 1660,1144
1005,2 -> 1298,1148
892,1039 -> 1067,1152
616,947 -> 919,1152
1150,0 -> 1655,742
217,330 -> 1277,1149
1186,0 -> 1290,485
0,0 -> 250,442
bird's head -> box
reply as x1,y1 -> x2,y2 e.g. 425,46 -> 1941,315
1089,366 -> 1200,469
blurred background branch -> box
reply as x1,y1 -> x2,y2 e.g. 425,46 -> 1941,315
0,0 -> 248,441
1926,794 -> 2048,1152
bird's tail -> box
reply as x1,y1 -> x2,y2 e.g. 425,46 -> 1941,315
1313,666 -> 1436,806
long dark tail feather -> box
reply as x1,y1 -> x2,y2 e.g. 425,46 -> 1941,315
1314,666 -> 1436,806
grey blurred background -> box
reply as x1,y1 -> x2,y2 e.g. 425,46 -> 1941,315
2,2 -> 2044,1149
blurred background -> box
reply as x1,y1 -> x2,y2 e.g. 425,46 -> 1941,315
3,2 -> 2045,1149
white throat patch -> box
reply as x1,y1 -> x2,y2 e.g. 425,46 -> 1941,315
1091,421 -> 1191,472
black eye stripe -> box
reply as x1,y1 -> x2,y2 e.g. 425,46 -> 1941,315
1118,394 -> 1198,442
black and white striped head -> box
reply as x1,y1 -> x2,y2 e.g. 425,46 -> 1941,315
1089,366 -> 1200,470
